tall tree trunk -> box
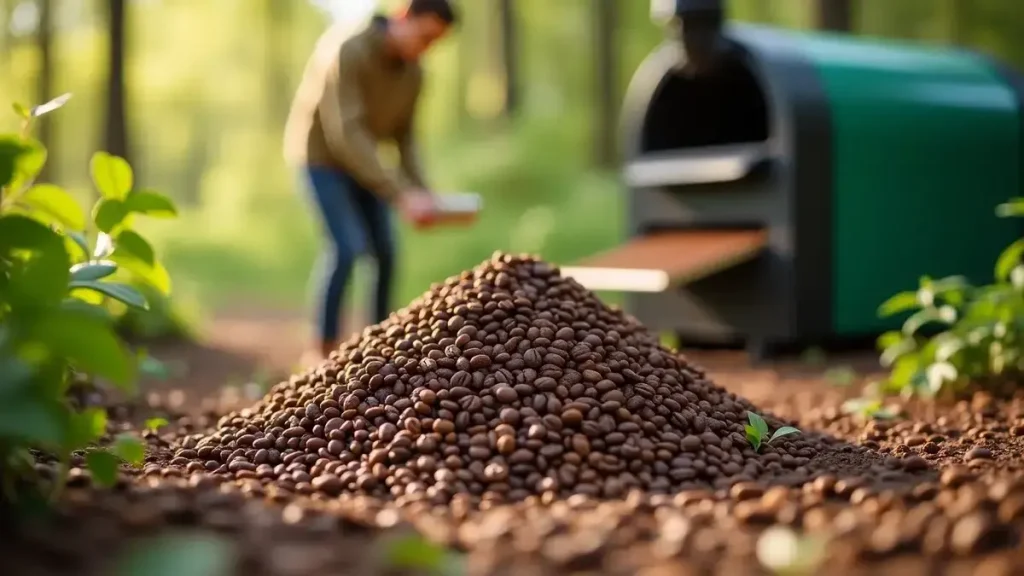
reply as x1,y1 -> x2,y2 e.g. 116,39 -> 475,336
815,0 -> 852,32
498,0 -> 518,117
593,0 -> 618,168
104,0 -> 130,162
36,0 -> 53,181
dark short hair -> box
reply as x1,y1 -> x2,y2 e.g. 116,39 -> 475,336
408,0 -> 457,25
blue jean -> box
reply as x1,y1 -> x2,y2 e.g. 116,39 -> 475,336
304,166 -> 395,342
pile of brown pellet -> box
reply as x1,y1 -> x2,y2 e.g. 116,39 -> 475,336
167,253 -> 910,504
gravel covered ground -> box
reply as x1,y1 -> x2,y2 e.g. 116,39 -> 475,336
5,254 -> 1024,576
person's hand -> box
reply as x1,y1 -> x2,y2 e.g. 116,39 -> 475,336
399,189 -> 437,227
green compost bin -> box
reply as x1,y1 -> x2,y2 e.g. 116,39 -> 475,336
798,32 -> 1024,336
567,22 -> 1024,355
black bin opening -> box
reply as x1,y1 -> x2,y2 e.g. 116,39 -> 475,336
640,52 -> 769,153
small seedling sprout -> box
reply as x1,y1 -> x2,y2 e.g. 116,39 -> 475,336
144,417 -> 169,433
745,412 -> 800,452
841,397 -> 900,422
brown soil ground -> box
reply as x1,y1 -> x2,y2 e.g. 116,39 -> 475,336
5,312 -> 1024,576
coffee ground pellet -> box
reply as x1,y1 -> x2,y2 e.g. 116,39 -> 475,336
169,253 -> 860,503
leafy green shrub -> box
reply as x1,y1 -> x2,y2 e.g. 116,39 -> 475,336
870,198 -> 1024,400
0,95 -> 178,505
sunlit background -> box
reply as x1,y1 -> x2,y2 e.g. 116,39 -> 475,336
3,0 -> 1024,340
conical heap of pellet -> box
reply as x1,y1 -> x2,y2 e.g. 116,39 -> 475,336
173,252 -> 820,502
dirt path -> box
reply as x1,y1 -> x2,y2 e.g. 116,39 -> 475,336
133,309 -> 365,416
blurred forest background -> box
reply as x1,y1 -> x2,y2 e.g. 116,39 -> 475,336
2,0 -> 1023,330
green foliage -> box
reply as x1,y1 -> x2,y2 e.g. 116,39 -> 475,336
870,197 -> 1024,401
144,417 -> 169,432
112,533 -> 234,576
744,412 -> 801,453
0,96 -> 178,506
840,397 -> 900,422
381,533 -> 465,576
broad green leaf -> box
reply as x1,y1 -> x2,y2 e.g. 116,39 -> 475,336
67,407 -> 108,448
382,533 -> 450,572
996,197 -> 1024,218
880,335 -> 917,367
6,137 -> 46,192
111,251 -> 172,295
60,298 -> 116,322
747,412 -> 768,438
124,190 -> 177,218
69,280 -> 148,310
933,332 -> 965,362
903,307 -> 955,336
931,275 -> 970,293
0,354 -> 34,396
995,239 -> 1024,282
30,357 -> 73,400
1012,265 -> 1024,290
113,434 -> 145,466
86,450 -> 121,487
768,426 -> 800,443
16,183 -> 86,230
30,93 -> 72,118
931,275 -> 971,307
995,238 -> 1024,280
69,286 -> 106,306
70,261 -> 118,282
93,198 -> 129,233
878,291 -> 920,318
0,394 -> 66,447
0,214 -> 70,307
145,417 -> 169,431
889,355 -> 921,389
30,307 -> 135,391
116,230 -> 155,265
0,213 -> 63,250
744,424 -> 761,451
112,533 -> 234,576
876,331 -> 904,351
0,135 -> 29,187
925,362 -> 958,395
90,152 -> 133,200
12,102 -> 31,119
917,285 -> 935,308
